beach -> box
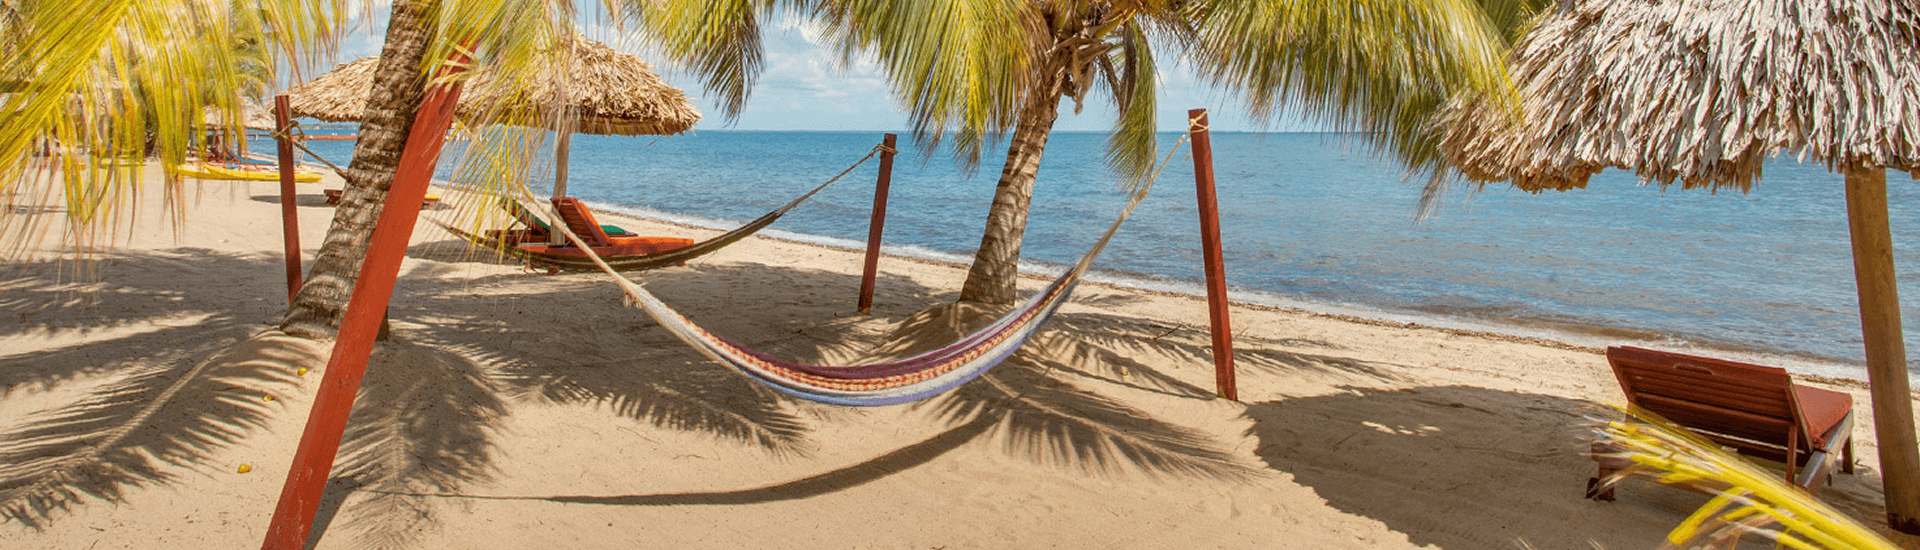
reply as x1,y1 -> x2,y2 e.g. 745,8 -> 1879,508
4,162 -> 1918,548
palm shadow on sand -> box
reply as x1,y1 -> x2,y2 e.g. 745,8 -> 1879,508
5,240 -> 1391,545
0,251 -> 311,529
1244,385 -> 1909,549
381,251 -> 1417,510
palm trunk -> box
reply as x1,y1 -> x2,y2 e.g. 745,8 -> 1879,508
956,87 -> 1065,305
280,0 -> 437,339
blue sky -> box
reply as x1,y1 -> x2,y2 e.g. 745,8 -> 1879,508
329,9 -> 1318,133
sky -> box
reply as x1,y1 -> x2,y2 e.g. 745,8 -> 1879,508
327,7 -> 1320,134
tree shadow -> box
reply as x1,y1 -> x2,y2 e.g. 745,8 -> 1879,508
0,250 -> 314,529
1243,385 -> 1907,549
384,414 -> 1001,508
357,257 -> 1269,509
4,243 -> 1283,534
1031,311 -> 1402,397
245,193 -> 335,208
0,250 -> 289,392
308,338 -> 510,550
0,332 -> 315,529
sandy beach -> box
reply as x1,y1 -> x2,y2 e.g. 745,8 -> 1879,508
4,162 -> 1918,549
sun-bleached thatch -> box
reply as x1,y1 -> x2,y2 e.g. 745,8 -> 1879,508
284,34 -> 700,136
201,99 -> 275,130
1435,0 -> 1920,192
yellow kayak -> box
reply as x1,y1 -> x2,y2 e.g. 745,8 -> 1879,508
172,162 -> 322,183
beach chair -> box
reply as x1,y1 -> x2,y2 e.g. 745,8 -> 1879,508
513,197 -> 692,259
487,198 -> 628,246
1587,346 -> 1855,501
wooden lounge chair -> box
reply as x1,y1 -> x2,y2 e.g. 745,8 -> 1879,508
514,197 -> 692,259
1588,346 -> 1855,501
486,198 -> 628,246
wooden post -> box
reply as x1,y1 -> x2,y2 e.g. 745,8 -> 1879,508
1188,109 -> 1237,402
552,130 -> 573,199
273,95 -> 302,304
259,51 -> 471,550
1842,165 -> 1920,534
857,133 -> 898,315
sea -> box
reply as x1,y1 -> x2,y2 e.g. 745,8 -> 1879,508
266,129 -> 1920,383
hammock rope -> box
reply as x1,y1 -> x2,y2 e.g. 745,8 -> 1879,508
548,133 -> 1188,406
266,122 -> 352,179
437,143 -> 893,272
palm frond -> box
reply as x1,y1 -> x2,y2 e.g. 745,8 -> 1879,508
1597,406 -> 1897,549
0,0 -> 346,258
1188,0 -> 1520,178
625,0 -> 771,119
1099,20 -> 1157,189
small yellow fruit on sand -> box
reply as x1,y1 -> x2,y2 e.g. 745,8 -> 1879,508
237,464 -> 252,474
262,395 -> 275,402
296,367 -> 309,376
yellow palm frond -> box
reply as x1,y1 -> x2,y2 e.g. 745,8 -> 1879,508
1598,406 -> 1897,549
1189,0 -> 1538,177
0,0 -> 348,257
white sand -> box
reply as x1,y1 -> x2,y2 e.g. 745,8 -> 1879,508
3,162 -> 1917,548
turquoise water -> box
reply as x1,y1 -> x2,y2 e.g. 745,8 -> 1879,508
269,130 -> 1920,380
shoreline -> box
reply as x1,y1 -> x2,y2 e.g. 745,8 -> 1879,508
576,196 -> 1895,387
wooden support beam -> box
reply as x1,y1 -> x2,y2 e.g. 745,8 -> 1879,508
857,133 -> 898,315
1842,165 -> 1920,534
1188,109 -> 1237,402
259,51 -> 471,549
273,96 -> 302,304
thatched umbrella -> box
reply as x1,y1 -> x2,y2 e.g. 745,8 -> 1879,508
285,34 -> 701,196
1437,0 -> 1920,531
201,99 -> 275,131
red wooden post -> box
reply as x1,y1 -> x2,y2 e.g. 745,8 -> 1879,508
857,133 -> 898,315
1188,109 -> 1237,401
273,95 -> 302,304
259,51 -> 471,550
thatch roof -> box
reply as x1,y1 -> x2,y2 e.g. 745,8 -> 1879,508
285,35 -> 700,136
1436,0 -> 1920,192
202,99 -> 275,130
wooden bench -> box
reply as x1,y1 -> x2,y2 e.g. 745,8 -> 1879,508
1588,346 -> 1855,500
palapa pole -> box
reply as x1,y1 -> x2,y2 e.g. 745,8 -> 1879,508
273,95 -> 302,304
259,49 -> 472,550
857,133 -> 898,315
1188,109 -> 1237,402
552,129 -> 573,198
1842,165 -> 1920,533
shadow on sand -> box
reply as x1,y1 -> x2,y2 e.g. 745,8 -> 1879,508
0,251 -> 311,528
3,242 -> 1276,547
1245,385 -> 1913,549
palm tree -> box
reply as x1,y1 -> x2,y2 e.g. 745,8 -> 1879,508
0,0 -> 587,339
278,0 -> 443,338
632,0 -> 1535,304
279,0 -> 653,338
0,1 -> 344,251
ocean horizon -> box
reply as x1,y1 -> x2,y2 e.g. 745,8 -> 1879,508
263,128 -> 1920,384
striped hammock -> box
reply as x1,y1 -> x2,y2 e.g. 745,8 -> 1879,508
586,183 -> 1153,406
438,144 -> 888,272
